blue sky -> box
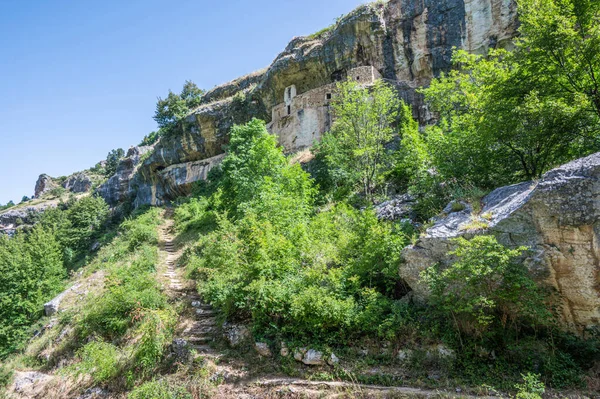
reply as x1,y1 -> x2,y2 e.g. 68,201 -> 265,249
0,0 -> 366,204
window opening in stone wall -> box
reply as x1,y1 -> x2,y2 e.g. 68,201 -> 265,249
287,87 -> 291,98
326,93 -> 332,100
287,105 -> 291,115
356,76 -> 360,81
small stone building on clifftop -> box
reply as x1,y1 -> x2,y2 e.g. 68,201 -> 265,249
268,66 -> 382,152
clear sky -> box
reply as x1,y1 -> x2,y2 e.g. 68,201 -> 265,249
0,0 -> 366,204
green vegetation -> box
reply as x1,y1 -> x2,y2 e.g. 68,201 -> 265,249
515,373 -> 546,399
154,80 -> 204,137
314,80 -> 401,203
422,236 -> 549,341
174,114 -> 597,389
71,208 -> 175,380
140,130 -> 161,146
0,200 -> 16,211
0,195 -> 110,358
0,224 -> 65,357
411,0 -> 600,218
129,379 -> 192,399
1,1 -> 599,396
104,148 -> 126,177
177,119 -> 411,344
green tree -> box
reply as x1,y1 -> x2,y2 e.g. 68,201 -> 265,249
104,148 -> 125,177
420,0 -> 600,188
518,0 -> 600,118
140,130 -> 161,146
219,118 -> 314,220
316,79 -> 401,202
20,196 -> 30,203
0,225 -> 65,357
66,196 -> 110,251
422,49 -> 598,187
154,80 -> 204,135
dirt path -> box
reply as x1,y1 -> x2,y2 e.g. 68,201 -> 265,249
158,208 -> 220,357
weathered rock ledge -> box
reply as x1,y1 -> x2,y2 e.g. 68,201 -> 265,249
401,153 -> 600,333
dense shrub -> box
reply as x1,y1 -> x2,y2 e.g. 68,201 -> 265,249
177,120 -> 413,344
0,225 -> 65,357
69,341 -> 122,383
422,236 -> 550,340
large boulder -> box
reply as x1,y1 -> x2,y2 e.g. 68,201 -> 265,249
34,174 -> 57,198
62,172 -> 92,193
401,153 -> 600,333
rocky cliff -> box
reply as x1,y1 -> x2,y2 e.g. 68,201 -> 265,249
401,153 -> 600,333
120,0 -> 518,207
97,146 -> 153,206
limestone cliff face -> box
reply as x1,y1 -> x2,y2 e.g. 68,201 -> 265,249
97,146 -> 153,206
128,0 -> 518,207
401,153 -> 600,333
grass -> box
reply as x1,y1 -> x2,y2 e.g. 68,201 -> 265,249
0,207 -> 179,397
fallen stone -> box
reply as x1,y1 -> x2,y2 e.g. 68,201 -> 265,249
302,349 -> 325,366
280,342 -> 290,357
327,353 -> 340,366
375,194 -> 416,221
76,387 -> 108,399
397,349 -> 413,362
222,322 -> 251,347
171,338 -> 191,363
255,342 -> 272,357
293,347 -> 307,362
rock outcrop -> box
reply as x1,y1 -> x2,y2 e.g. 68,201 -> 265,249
33,174 -> 57,198
62,172 -> 92,193
401,153 -> 600,333
0,203 -> 56,236
96,146 -> 152,206
127,0 -> 518,207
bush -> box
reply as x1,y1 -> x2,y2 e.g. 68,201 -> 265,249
421,235 -> 550,339
219,118 -> 314,220
133,308 -> 177,375
48,186 -> 66,198
129,379 -> 191,399
70,341 -> 121,383
140,130 -> 162,146
313,80 -> 401,203
515,373 -> 545,399
79,243 -> 164,339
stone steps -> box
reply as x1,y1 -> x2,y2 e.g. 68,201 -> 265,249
161,210 -> 220,359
